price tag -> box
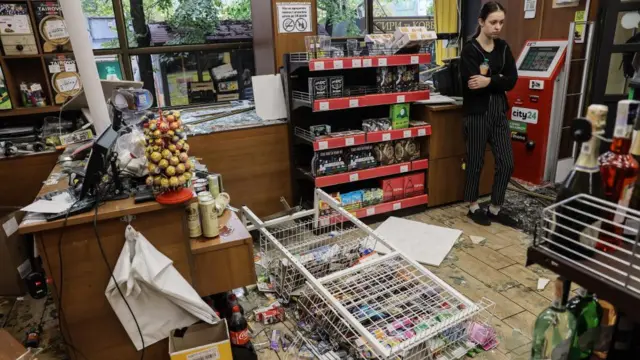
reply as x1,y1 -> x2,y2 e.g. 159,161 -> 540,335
345,137 -> 355,146
393,203 -> 402,211
400,165 -> 409,173
64,62 -> 77,72
382,133 -> 391,141
349,99 -> 359,108
403,130 -> 411,138
319,102 -> 329,111
418,128 -> 427,136
397,95 -> 406,103
313,61 -> 325,71
45,20 -> 69,40
30,83 -> 42,92
48,63 -> 61,73
363,59 -> 373,67
333,60 -> 343,69
366,208 -> 376,216
411,56 -> 419,64
349,173 -> 359,182
318,141 -> 328,150
351,59 -> 362,68
378,58 -> 388,66
56,76 -> 80,92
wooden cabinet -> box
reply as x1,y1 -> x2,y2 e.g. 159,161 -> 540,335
413,104 -> 495,207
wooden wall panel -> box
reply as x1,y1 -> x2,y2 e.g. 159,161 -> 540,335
500,0 -> 544,56
272,0 -> 317,70
252,0 -> 276,74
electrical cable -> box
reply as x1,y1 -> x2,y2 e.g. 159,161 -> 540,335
93,185 -> 145,360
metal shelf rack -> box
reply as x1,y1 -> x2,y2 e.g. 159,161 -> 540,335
243,189 -> 495,360
526,193 -> 640,322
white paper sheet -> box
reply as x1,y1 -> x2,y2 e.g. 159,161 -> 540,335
373,217 -> 462,266
252,74 -> 287,121
21,200 -> 71,214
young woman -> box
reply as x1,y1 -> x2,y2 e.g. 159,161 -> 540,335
460,1 -> 518,226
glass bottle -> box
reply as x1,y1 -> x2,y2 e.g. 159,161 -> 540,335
567,288 -> 603,359
530,278 -> 577,360
598,100 -> 640,252
549,105 -> 607,260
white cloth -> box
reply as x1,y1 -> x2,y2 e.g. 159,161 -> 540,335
106,225 -> 219,350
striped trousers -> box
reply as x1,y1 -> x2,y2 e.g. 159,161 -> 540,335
464,94 -> 514,206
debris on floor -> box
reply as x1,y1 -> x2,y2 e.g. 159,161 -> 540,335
537,278 -> 551,291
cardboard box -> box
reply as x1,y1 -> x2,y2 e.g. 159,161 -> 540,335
0,211 -> 29,296
0,329 -> 30,359
390,104 -> 410,129
381,176 -> 405,202
169,321 -> 232,360
404,173 -> 425,198
392,27 -> 437,53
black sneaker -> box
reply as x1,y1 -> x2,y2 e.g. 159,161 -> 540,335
467,209 -> 491,226
487,209 -> 519,228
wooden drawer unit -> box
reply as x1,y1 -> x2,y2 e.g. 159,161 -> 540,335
0,3 -> 39,56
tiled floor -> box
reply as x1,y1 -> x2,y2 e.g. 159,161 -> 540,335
1,201 -> 556,360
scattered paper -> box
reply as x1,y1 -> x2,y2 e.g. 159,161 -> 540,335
373,217 -> 462,267
2,216 -> 18,237
253,74 -> 287,121
21,200 -> 71,214
470,235 -> 486,245
537,278 -> 550,290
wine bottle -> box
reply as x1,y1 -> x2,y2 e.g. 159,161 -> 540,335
531,279 -> 577,360
598,100 -> 640,252
548,105 -> 607,260
567,288 -> 603,359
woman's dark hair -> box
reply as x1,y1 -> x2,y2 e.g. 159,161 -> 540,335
473,1 -> 506,38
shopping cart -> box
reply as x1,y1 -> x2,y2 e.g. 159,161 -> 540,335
243,189 -> 495,359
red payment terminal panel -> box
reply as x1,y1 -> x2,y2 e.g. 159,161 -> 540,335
507,40 -> 568,185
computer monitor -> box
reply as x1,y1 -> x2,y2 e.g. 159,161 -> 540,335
79,125 -> 118,199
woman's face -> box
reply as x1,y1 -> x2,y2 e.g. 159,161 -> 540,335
479,11 -> 505,38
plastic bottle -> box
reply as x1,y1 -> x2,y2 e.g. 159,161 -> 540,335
228,305 -> 250,347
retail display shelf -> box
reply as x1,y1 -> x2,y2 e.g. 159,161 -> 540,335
310,54 -> 431,71
294,125 -> 432,151
292,90 -> 430,112
345,194 -> 429,220
301,159 -> 429,187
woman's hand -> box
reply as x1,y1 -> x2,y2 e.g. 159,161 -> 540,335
468,75 -> 491,89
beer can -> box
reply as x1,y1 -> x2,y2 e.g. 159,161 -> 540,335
198,192 -> 219,238
186,201 -> 202,238
207,174 -> 220,198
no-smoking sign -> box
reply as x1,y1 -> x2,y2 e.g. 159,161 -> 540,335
277,2 -> 311,33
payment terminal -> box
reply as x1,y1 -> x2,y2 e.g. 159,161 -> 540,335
507,40 -> 568,185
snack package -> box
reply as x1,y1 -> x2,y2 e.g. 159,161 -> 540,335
381,177 -> 405,202
395,65 -> 419,92
312,149 -> 347,177
390,103 -> 410,129
374,141 -> 395,165
342,190 -> 364,211
404,173 -> 425,198
318,192 -> 341,216
377,67 -> 395,93
329,76 -> 344,98
395,139 -> 421,162
309,77 -> 328,99
347,145 -> 377,171
363,118 -> 392,132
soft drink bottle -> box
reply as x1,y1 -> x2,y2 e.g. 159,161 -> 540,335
226,293 -> 244,319
229,305 -> 250,347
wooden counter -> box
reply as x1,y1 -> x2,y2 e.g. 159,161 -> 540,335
413,104 -> 494,207
18,166 -> 256,360
189,123 -> 292,218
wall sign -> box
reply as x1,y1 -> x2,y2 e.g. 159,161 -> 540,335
277,2 -> 311,34
529,80 -> 544,90
373,16 -> 435,33
511,106 -> 539,124
524,0 -> 537,19
509,121 -> 528,133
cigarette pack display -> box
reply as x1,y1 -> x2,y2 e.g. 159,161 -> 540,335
395,65 -> 419,92
34,1 -> 71,53
308,77 -> 329,100
310,124 -> 331,138
312,149 -> 347,177
362,118 -> 392,132
394,139 -> 421,162
376,67 -> 395,93
381,176 -> 405,202
404,173 -> 425,198
347,144 -> 377,171
390,103 -> 410,129
328,76 -> 344,98
374,141 -> 396,165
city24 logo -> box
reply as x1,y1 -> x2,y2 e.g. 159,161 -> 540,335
510,106 -> 539,124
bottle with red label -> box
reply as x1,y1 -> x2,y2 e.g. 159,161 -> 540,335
598,100 -> 640,252
229,305 -> 250,347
